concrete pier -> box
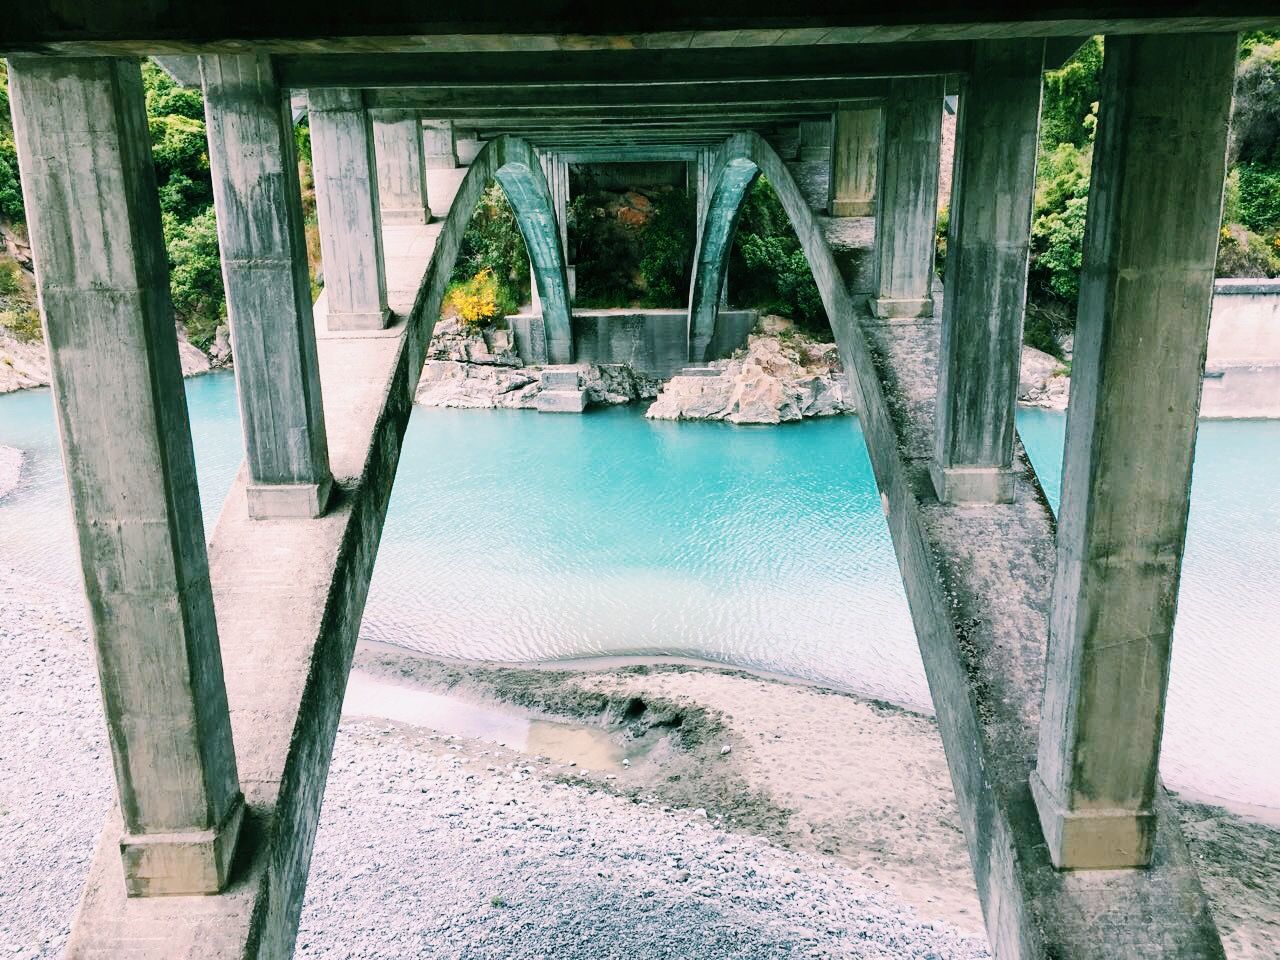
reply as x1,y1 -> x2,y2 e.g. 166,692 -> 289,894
869,77 -> 943,319
372,108 -> 431,224
201,53 -> 334,519
931,41 -> 1043,504
309,87 -> 391,330
798,118 -> 831,162
1031,32 -> 1238,871
829,104 -> 879,217
8,56 -> 244,896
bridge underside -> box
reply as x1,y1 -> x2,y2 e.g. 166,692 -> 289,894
3,8 -> 1273,958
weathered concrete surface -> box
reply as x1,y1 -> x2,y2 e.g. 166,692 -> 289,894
1031,33 -> 1237,873
829,104 -> 879,217
689,131 -> 1226,958
201,53 -> 334,519
509,308 -> 756,379
60,138 -> 524,960
8,56 -> 244,896
309,87 -> 391,331
798,118 -> 831,162
371,108 -> 431,224
869,77 -> 942,320
931,41 -> 1042,505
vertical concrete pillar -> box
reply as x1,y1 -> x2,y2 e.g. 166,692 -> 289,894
931,41 -> 1043,505
308,88 -> 390,330
8,56 -> 244,895
829,103 -> 880,217
798,118 -> 832,162
1030,32 -> 1237,870
539,151 -> 572,299
201,54 -> 333,519
422,119 -> 465,218
869,77 -> 943,320
371,108 -> 431,224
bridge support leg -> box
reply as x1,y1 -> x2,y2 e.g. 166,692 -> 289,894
869,77 -> 943,319
829,103 -> 880,217
202,54 -> 334,519
798,118 -> 831,162
931,41 -> 1043,504
1031,32 -> 1237,870
309,88 -> 391,330
8,56 -> 244,895
423,119 -> 465,217
371,108 -> 431,224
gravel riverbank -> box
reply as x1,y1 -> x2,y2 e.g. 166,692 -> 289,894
2,569 -> 1277,958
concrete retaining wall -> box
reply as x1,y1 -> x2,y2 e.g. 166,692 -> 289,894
508,308 -> 757,378
1202,278 -> 1280,418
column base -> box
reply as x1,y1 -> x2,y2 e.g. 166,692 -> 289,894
380,207 -> 429,225
119,792 -> 245,897
831,199 -> 875,217
1030,770 -> 1156,869
247,475 -> 333,520
930,462 -> 1014,504
327,307 -> 393,332
868,295 -> 934,320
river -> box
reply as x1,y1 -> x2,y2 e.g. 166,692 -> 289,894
1,372 -> 1277,812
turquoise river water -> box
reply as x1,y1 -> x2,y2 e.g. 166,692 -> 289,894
1,372 -> 1277,812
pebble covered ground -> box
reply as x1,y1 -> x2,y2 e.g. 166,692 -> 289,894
0,570 -> 989,959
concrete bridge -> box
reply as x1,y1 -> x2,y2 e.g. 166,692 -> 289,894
3,6 -> 1276,957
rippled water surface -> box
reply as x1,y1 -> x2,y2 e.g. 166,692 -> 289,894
2,373 -> 1277,810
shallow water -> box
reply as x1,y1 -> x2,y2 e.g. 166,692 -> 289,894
1,373 -> 1277,810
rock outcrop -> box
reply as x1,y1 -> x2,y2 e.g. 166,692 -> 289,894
1018,345 -> 1070,411
414,317 -> 660,409
645,333 -> 852,424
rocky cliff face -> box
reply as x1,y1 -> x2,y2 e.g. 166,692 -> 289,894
1018,345 -> 1070,411
645,333 -> 852,425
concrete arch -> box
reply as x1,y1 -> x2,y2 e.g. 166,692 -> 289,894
419,135 -> 573,363
686,132 -> 859,366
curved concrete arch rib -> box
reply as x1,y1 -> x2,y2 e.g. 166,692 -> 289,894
415,135 -> 572,363
686,132 -> 860,366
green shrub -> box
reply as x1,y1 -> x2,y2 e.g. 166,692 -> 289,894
1237,160 -> 1280,233
638,190 -> 694,307
0,307 -> 41,343
1216,226 -> 1280,278
445,268 -> 512,328
1030,194 -> 1089,304
164,209 -> 225,347
0,140 -> 22,224
1232,39 -> 1280,165
0,258 -> 21,297
451,183 -> 528,312
935,205 -> 949,278
1040,37 -> 1103,150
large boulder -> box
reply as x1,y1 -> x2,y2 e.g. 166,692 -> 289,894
646,333 -> 852,424
1018,345 -> 1070,411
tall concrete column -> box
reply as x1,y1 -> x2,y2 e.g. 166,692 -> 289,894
829,103 -> 880,217
931,41 -> 1043,505
1030,32 -> 1237,870
539,151 -> 572,299
869,77 -> 943,319
371,108 -> 431,224
8,56 -> 244,895
201,54 -> 334,519
308,88 -> 390,330
798,118 -> 831,162
422,119 -> 465,218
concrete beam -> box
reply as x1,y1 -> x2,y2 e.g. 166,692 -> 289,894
869,76 -> 943,319
276,43 -> 976,89
931,40 -> 1043,505
8,56 -> 244,895
201,53 -> 334,520
4,8 -> 1280,56
365,78 -> 889,114
1031,32 -> 1237,871
309,88 -> 391,331
829,103 -> 880,217
371,108 -> 432,224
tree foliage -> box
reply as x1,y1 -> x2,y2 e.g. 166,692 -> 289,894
450,182 -> 528,315
1040,36 -> 1103,150
637,189 -> 694,307
729,177 -> 827,334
